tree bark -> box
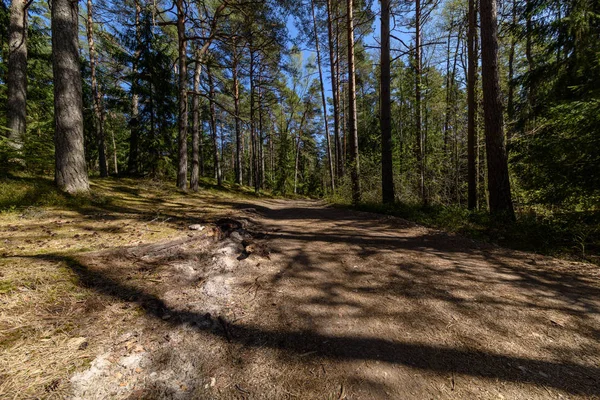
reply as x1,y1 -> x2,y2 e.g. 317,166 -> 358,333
325,0 -> 342,181
480,0 -> 515,218
311,0 -> 335,192
190,47 -> 203,191
232,41 -> 243,185
176,0 -> 188,190
467,0 -> 478,210
347,0 -> 361,204
86,0 -> 108,177
52,0 -> 89,193
380,0 -> 394,203
415,0 -> 425,205
128,0 -> 141,175
7,0 -> 28,147
507,0 -> 517,152
207,64 -> 222,186
249,46 -> 258,193
110,123 -> 118,174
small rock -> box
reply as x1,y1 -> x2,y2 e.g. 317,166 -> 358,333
188,225 -> 205,231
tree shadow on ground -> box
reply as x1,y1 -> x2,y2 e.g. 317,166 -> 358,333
6,193 -> 600,397
18,226 -> 600,397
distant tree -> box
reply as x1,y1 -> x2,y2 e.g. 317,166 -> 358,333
86,0 -> 108,177
347,0 -> 361,204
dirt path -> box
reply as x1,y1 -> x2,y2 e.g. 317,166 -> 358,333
51,198 -> 600,398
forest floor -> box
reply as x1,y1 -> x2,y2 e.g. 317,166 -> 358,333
1,178 -> 599,399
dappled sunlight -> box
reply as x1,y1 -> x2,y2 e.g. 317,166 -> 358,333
1,181 -> 599,398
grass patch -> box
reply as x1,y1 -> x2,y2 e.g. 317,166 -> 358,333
349,202 -> 600,264
0,280 -> 15,295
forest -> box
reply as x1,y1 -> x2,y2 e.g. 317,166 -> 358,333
1,0 -> 599,258
1,0 -> 600,398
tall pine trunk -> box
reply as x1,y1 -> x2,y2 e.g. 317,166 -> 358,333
207,65 -> 222,186
190,47 -> 202,191
480,0 -> 515,218
52,0 -> 89,193
415,0 -> 425,205
233,42 -> 243,185
506,0 -> 517,151
128,0 -> 141,175
380,0 -> 394,203
176,0 -> 188,190
467,0 -> 478,210
326,0 -> 342,180
7,0 -> 28,147
311,0 -> 335,192
250,47 -> 259,193
86,0 -> 108,177
347,0 -> 361,204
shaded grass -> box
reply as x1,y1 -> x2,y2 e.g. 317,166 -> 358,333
0,174 -> 260,397
347,202 -> 600,265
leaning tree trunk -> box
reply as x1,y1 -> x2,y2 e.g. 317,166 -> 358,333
52,0 -> 89,193
380,0 -> 395,203
176,0 -> 188,190
311,0 -> 335,192
480,0 -> 515,218
86,0 -> 108,177
7,0 -> 28,147
347,0 -> 361,204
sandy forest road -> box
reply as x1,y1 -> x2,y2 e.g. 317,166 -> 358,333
57,195 -> 600,399
206,198 -> 600,399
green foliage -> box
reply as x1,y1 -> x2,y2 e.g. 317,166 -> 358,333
513,100 -> 600,207
347,201 -> 600,263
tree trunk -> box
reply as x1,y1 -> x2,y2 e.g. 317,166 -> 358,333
207,65 -> 222,186
326,0 -> 342,181
347,0 -> 361,204
232,42 -> 243,185
525,0 -> 535,109
443,18 -> 454,153
258,75 -> 265,189
507,0 -> 517,152
380,0 -> 394,203
311,0 -> 335,192
190,47 -> 202,191
467,0 -> 478,210
294,105 -> 310,195
86,0 -> 108,178
479,0 -> 515,218
128,0 -> 141,175
110,124 -> 118,174
52,0 -> 89,193
7,0 -> 28,147
176,0 -> 188,190
336,5 -> 345,176
415,0 -> 425,205
249,47 -> 259,193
